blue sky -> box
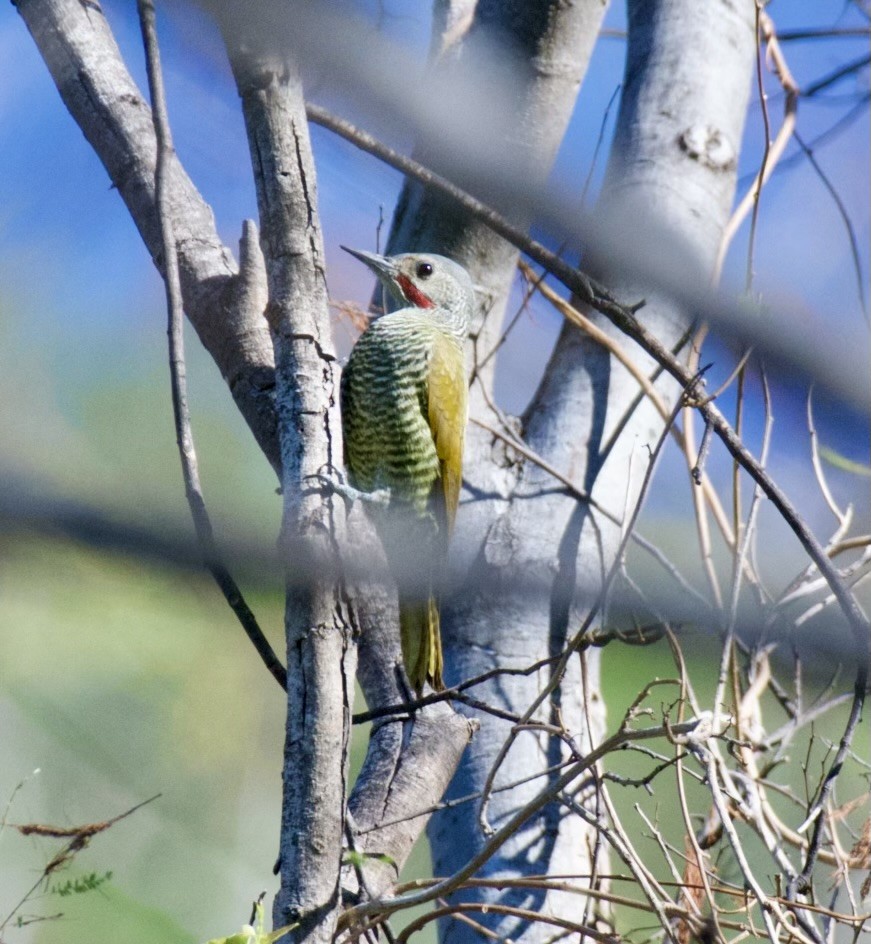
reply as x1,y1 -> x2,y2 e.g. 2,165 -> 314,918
0,0 -> 868,537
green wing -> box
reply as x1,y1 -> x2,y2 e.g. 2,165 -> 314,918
427,333 -> 467,535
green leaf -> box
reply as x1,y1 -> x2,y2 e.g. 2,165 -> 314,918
51,871 -> 113,897
203,902 -> 298,944
342,849 -> 397,870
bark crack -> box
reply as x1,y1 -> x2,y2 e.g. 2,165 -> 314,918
291,120 -> 316,231
288,332 -> 336,363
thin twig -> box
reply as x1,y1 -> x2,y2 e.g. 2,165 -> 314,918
669,634 -> 725,941
469,414 -> 715,615
355,761 -> 581,835
795,681 -> 868,888
681,327 -> 725,609
746,2 -> 774,293
507,268 -> 725,607
807,388 -> 850,528
338,715 -> 717,931
307,104 -> 871,798
714,365 -> 773,735
395,901 -> 619,944
699,750 -> 802,944
777,27 -> 871,41
472,263 -> 540,378
716,11 -> 799,281
137,0 -> 286,692
353,652 -> 563,725
580,83 -> 622,208
517,259 -> 668,415
802,53 -> 871,98
691,417 -> 714,486
760,95 -> 869,178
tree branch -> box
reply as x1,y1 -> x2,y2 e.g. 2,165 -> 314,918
15,0 -> 280,470
342,570 -> 475,902
383,0 -> 609,400
135,0 -> 286,692
222,31 -> 353,943
340,714 -> 720,930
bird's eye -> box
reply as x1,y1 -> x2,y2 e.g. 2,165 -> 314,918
416,262 -> 433,279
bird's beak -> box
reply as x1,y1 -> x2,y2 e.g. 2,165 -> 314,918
340,245 -> 398,283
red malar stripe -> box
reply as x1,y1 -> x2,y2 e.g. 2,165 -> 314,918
397,274 -> 436,309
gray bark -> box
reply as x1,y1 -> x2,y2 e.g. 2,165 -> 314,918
424,2 -> 757,941
370,2 -> 608,940
14,0 -> 280,472
224,38 -> 354,941
346,581 -> 476,899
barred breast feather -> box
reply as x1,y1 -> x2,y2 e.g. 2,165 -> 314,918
341,312 -> 457,516
340,308 -> 467,694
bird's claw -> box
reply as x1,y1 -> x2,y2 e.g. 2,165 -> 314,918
359,487 -> 391,508
305,471 -> 353,506
306,471 -> 340,493
305,471 -> 390,510
306,472 -> 390,509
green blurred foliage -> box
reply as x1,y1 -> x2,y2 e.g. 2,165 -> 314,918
600,632 -> 870,928
0,258 -> 445,940
2,533 -> 868,942
0,534 -> 286,942
0,533 -> 444,943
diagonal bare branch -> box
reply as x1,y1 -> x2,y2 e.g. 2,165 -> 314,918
136,0 -> 286,692
305,104 -> 870,667
15,0 -> 280,470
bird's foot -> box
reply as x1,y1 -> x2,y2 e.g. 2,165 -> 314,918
306,470 -> 358,507
360,486 -> 391,508
306,470 -> 390,510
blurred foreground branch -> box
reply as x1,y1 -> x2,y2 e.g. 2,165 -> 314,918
306,103 -> 871,671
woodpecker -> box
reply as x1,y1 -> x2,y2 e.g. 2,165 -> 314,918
339,247 -> 474,694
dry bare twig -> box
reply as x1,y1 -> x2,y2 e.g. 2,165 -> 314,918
136,0 -> 286,692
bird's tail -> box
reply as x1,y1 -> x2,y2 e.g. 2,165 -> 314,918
398,593 -> 444,694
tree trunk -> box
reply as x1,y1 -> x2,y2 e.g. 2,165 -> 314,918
386,0 -> 609,398
428,2 -> 757,941
227,40 -> 354,943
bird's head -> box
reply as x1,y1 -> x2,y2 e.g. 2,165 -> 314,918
341,246 -> 475,324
